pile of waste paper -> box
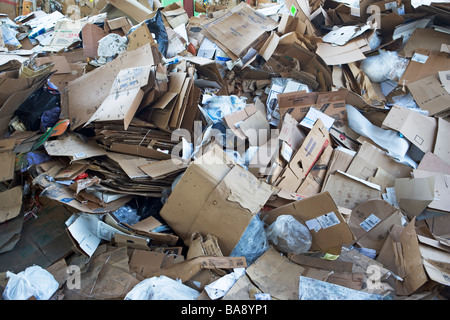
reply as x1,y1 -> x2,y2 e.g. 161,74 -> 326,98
0,0 -> 449,301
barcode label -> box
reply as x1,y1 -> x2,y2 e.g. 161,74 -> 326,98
360,214 -> 381,232
73,152 -> 86,159
306,212 -> 340,232
411,53 -> 429,64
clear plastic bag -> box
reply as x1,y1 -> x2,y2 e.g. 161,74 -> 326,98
230,213 -> 269,265
112,205 -> 140,225
124,276 -> 200,300
265,215 -> 312,254
202,95 -> 247,124
3,265 -> 59,300
360,50 -> 409,83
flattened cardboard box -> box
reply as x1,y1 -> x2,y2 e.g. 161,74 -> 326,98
382,105 -> 437,154
348,199 -> 404,252
200,2 -> 278,60
346,141 -> 412,180
160,145 -> 274,255
400,49 -> 450,87
263,191 -> 356,255
322,170 -> 381,210
68,43 -> 154,130
245,247 -> 305,300
85,65 -> 152,130
407,73 -> 450,117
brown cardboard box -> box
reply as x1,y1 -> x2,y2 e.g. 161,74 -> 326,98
160,145 -> 274,255
263,191 -> 356,255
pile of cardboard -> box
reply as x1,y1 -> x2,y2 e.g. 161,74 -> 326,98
0,0 -> 449,301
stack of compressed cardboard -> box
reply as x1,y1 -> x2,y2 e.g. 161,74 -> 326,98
0,0 -> 448,301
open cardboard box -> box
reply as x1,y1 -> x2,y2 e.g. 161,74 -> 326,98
160,145 -> 274,255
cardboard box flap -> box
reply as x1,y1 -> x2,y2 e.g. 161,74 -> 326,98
263,192 -> 356,255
